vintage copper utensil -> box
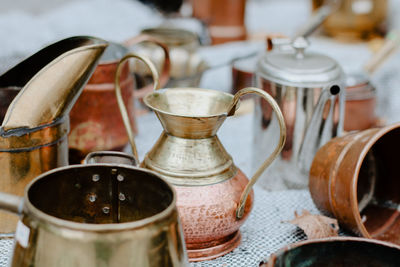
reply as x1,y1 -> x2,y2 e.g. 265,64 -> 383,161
344,30 -> 400,131
0,160 -> 187,267
310,123 -> 400,245
265,237 -> 400,266
114,54 -> 286,261
0,36 -> 107,233
68,36 -> 170,163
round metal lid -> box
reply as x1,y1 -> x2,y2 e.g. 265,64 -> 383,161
257,38 -> 343,87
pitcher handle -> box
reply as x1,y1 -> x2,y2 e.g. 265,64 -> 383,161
115,53 -> 160,160
124,34 -> 170,98
0,192 -> 24,215
228,87 -> 286,219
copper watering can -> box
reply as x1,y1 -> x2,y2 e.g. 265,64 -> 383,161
0,36 -> 108,233
100,53 -> 286,261
0,157 -> 187,266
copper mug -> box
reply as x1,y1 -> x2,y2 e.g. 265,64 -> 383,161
68,36 -> 170,163
265,237 -> 400,266
310,123 -> 400,245
0,158 -> 187,267
114,54 -> 286,261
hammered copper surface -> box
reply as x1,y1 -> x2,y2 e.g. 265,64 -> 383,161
0,36 -> 107,233
0,164 -> 187,267
267,237 -> 400,267
115,72 -> 286,260
176,169 -> 253,261
310,123 -> 400,245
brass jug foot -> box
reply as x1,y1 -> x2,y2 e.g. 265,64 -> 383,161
187,231 -> 241,262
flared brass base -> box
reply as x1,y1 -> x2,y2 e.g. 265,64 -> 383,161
188,231 -> 241,262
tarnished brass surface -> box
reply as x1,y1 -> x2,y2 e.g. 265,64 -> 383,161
115,55 -> 286,260
0,36 -> 107,233
0,164 -> 188,267
2,38 -> 107,130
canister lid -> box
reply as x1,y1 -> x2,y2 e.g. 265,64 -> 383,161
257,37 -> 343,87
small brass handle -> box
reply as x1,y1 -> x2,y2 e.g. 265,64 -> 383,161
124,34 -> 171,99
115,53 -> 160,161
228,87 -> 286,219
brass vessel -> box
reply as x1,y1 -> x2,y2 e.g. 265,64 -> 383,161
114,54 -> 286,261
0,36 -> 107,233
0,161 -> 187,266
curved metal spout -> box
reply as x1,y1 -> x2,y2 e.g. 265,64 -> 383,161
298,85 -> 341,173
0,36 -> 108,131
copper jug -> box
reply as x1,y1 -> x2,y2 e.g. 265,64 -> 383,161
0,36 -> 107,233
68,36 -> 170,163
113,54 -> 286,261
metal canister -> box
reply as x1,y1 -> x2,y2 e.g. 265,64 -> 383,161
254,37 -> 345,190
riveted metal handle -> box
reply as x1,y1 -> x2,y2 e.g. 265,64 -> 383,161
228,87 -> 286,219
115,53 -> 160,161
84,151 -> 138,166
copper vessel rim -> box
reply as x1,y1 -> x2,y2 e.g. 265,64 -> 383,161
143,87 -> 238,119
350,123 -> 400,238
269,236 -> 400,262
23,164 -> 177,232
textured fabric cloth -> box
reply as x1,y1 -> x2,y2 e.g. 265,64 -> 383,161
0,189 -> 320,266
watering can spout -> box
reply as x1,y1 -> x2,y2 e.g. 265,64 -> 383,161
0,36 -> 108,131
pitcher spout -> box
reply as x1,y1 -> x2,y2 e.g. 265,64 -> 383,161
0,36 -> 108,131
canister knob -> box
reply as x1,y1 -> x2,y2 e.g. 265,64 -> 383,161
292,37 -> 309,59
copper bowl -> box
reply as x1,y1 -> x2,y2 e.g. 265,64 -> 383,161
266,237 -> 400,266
310,123 -> 400,245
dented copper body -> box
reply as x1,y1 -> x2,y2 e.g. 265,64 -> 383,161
114,55 -> 286,261
310,123 -> 400,245
0,36 -> 107,233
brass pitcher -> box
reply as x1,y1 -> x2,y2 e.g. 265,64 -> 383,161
0,36 -> 108,233
114,54 -> 286,261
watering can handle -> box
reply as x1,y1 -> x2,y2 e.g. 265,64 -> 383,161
228,87 -> 286,219
115,53 -> 160,160
124,34 -> 171,98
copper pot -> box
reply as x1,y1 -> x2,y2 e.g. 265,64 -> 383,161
310,123 -> 400,245
191,0 -> 247,44
68,37 -> 170,163
265,237 -> 400,266
344,73 -> 377,131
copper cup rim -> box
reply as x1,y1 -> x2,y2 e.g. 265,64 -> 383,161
349,123 -> 400,238
268,236 -> 400,265
23,164 -> 177,232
